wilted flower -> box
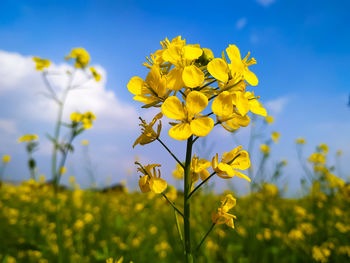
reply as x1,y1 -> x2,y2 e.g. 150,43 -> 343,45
212,194 -> 237,228
136,162 -> 167,194
133,113 -> 162,148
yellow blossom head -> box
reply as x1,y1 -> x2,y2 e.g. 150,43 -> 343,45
265,115 -> 274,124
136,162 -> 167,194
66,48 -> 90,68
260,144 -> 270,155
212,194 -> 237,228
18,134 -> 39,143
33,57 -> 51,71
271,131 -> 280,143
90,67 -> 101,81
81,140 -> 89,146
2,155 -> 10,163
295,137 -> 306,145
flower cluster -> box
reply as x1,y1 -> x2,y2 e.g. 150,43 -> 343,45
70,111 -> 96,129
128,35 -> 266,139
130,36 -> 267,193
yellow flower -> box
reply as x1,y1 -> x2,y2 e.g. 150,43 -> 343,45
133,113 -> 163,148
82,111 -> 96,129
161,91 -> 214,140
295,137 -> 306,145
271,131 -> 280,143
318,143 -> 328,155
191,155 -> 211,183
265,115 -> 274,124
90,67 -> 101,81
172,163 -> 184,180
2,155 -> 10,163
70,111 -> 96,129
161,37 -> 204,88
106,257 -> 124,263
18,134 -> 39,143
33,57 -> 51,71
59,167 -> 67,175
81,140 -> 89,146
312,246 -> 331,263
207,44 -> 258,86
211,91 -> 251,131
212,146 -> 251,181
136,163 -> 167,194
281,159 -> 288,166
65,48 -> 90,68
308,153 -> 325,164
260,144 -> 270,155
128,65 -> 167,105
212,194 -> 237,228
336,150 -> 342,156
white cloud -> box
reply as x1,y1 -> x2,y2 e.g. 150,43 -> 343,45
236,18 -> 247,30
0,119 -> 17,134
0,50 -> 138,132
256,0 -> 276,7
265,96 -> 289,115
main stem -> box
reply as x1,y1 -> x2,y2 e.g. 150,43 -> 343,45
184,136 -> 193,263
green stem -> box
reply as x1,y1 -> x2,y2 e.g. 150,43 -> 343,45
161,193 -> 184,218
188,171 -> 216,199
188,153 -> 241,199
157,138 -> 185,169
196,223 -> 216,252
184,136 -> 193,263
51,70 -> 75,192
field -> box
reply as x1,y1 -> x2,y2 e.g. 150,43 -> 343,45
0,178 -> 349,263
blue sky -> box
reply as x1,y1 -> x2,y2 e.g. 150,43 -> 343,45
0,0 -> 349,194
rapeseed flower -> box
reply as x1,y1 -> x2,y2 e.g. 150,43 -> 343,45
136,162 -> 167,194
90,67 -> 101,81
161,91 -> 214,140
295,137 -> 306,145
260,144 -> 270,155
2,155 -> 10,163
33,57 -> 51,71
265,115 -> 274,124
271,131 -> 280,143
212,194 -> 237,228
207,44 -> 258,86
65,48 -> 90,68
18,134 -> 39,142
133,113 -> 162,148
212,146 -> 251,181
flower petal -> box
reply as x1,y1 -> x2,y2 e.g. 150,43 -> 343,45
182,65 -> 204,88
166,67 -> 184,91
186,91 -> 208,117
249,99 -> 267,117
211,91 -> 234,118
150,177 -> 167,193
183,45 -> 203,62
190,117 -> 214,137
169,123 -> 192,141
139,175 -> 150,193
233,92 -> 250,116
127,77 -> 144,95
244,69 -> 258,86
207,58 -> 229,83
161,96 -> 186,120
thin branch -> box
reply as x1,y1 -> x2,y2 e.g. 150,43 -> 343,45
162,193 -> 184,218
196,223 -> 216,252
157,138 -> 184,169
188,171 -> 216,199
